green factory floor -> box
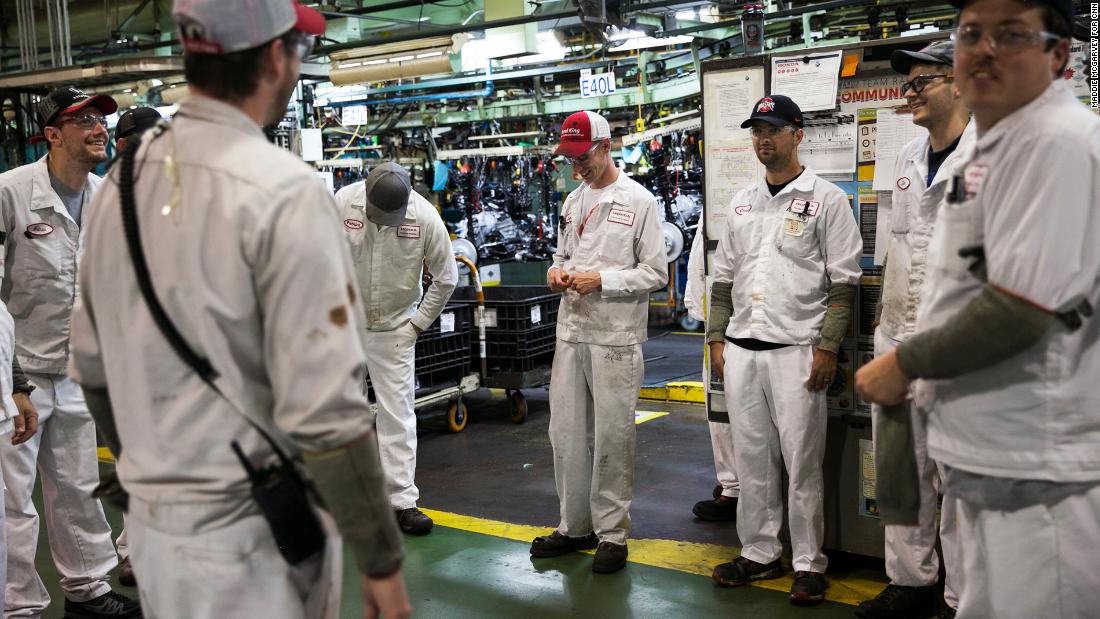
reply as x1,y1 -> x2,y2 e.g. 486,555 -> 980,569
29,389 -> 889,618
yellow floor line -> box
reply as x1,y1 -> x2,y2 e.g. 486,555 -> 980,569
420,508 -> 886,606
634,411 -> 669,425
639,381 -> 705,404
97,447 -> 115,464
671,331 -> 704,337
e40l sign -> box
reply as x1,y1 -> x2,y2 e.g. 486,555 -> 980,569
580,72 -> 616,98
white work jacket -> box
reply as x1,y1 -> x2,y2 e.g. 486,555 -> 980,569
0,155 -> 96,374
712,168 -> 862,345
68,95 -> 373,521
552,171 -> 668,346
915,82 -> 1100,482
335,185 -> 457,332
878,123 -> 976,345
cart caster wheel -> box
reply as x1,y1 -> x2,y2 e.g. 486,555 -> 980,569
679,315 -> 701,332
508,390 -> 527,424
447,400 -> 468,433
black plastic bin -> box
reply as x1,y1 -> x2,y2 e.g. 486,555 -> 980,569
452,285 -> 561,373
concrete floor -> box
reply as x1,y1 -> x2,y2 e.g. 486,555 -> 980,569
27,331 -> 893,617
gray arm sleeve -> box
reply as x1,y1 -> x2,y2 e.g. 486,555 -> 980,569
12,357 -> 33,394
83,386 -> 122,456
819,283 -> 857,353
707,281 -> 733,343
303,434 -> 405,578
896,284 -> 1055,380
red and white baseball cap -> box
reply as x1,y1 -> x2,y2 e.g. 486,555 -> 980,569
173,0 -> 326,55
554,111 -> 611,158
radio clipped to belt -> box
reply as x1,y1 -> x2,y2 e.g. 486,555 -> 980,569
117,127 -> 326,565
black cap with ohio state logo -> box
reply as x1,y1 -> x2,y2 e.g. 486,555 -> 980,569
740,94 -> 804,129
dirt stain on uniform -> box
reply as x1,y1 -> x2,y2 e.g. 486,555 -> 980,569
330,306 -> 349,327
347,284 -> 356,305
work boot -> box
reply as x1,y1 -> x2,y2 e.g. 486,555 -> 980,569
712,484 -> 723,500
855,583 -> 939,619
395,507 -> 433,535
712,556 -> 784,587
592,542 -> 628,574
789,571 -> 828,606
936,606 -> 958,619
692,495 -> 738,521
117,556 -> 137,587
64,591 -> 141,618
530,531 -> 598,558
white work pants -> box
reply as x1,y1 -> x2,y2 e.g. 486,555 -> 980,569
955,483 -> 1100,619
549,339 -> 643,545
724,344 -> 828,573
708,421 -> 740,498
127,498 -> 341,619
2,373 -> 116,616
364,323 -> 419,509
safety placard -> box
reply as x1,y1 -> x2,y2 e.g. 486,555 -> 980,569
579,72 -> 617,98
440,312 -> 455,333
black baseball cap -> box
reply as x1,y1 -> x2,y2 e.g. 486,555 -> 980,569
36,86 -> 117,129
741,95 -> 804,129
948,0 -> 1075,31
116,107 -> 163,140
891,40 -> 955,75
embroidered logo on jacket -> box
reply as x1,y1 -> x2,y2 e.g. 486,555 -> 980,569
344,219 -> 364,230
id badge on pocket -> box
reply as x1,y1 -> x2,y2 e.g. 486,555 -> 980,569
782,212 -> 806,237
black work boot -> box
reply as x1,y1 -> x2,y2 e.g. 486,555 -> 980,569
395,507 -> 433,535
712,556 -> 784,587
592,542 -> 628,574
64,591 -> 141,618
692,494 -> 738,521
530,531 -> 598,558
856,583 -> 939,619
789,571 -> 828,606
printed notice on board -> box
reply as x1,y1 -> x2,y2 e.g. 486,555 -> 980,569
872,109 -> 928,190
703,66 -> 766,239
800,121 -> 857,176
771,51 -> 842,112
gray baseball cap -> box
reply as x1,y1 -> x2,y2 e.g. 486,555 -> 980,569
363,162 -> 412,227
172,0 -> 325,55
891,40 -> 954,75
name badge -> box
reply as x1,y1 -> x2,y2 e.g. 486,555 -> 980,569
607,208 -> 635,227
782,212 -> 806,237
964,162 -> 989,200
805,200 -> 821,216
789,199 -> 808,215
397,224 -> 420,239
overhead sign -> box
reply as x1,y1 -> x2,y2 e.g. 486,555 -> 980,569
580,72 -> 616,98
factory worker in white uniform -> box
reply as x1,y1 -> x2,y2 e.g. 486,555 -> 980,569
68,1 -> 411,617
684,221 -> 739,522
857,40 -> 974,619
857,0 -> 1099,617
335,162 -> 458,536
530,110 -> 667,574
0,85 -> 140,618
707,95 -> 862,606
